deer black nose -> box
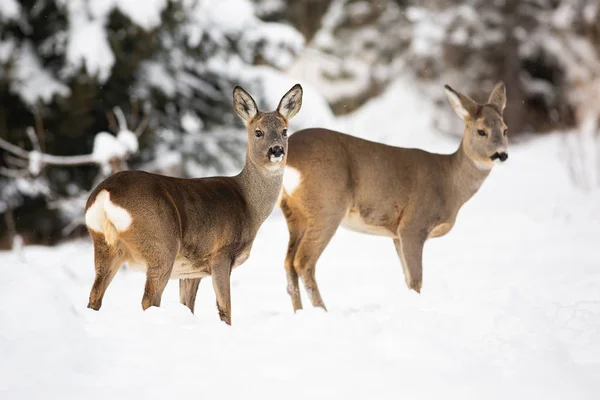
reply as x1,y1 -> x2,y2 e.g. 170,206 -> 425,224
490,152 -> 508,162
268,146 -> 284,157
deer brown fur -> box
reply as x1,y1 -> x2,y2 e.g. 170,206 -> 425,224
85,84 -> 303,324
279,83 -> 508,312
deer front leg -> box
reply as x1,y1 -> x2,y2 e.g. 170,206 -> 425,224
211,263 -> 232,325
142,263 -> 174,310
141,252 -> 177,310
285,267 -> 302,312
393,231 -> 425,293
179,278 -> 201,313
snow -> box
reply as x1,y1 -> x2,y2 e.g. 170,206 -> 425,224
89,0 -> 167,31
242,22 -> 305,69
140,61 -> 177,97
407,7 -> 446,56
91,132 -> 127,169
91,128 -> 138,169
65,1 -> 115,83
583,2 -> 599,23
406,5 -> 485,57
258,68 -> 338,131
200,0 -> 256,33
0,0 -> 19,21
289,51 -> 374,105
28,151 -> 43,176
0,38 -> 15,63
187,0 -> 270,46
338,75 -> 442,149
254,0 -> 285,17
116,129 -> 139,154
1,78 -> 600,398
552,2 -> 576,29
185,0 -> 304,70
63,0 -> 167,83
180,111 -> 203,134
11,42 -> 71,106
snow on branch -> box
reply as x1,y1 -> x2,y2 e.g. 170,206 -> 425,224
0,100 -> 149,177
63,0 -> 168,83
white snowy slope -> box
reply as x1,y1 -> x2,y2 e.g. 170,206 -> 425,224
1,79 -> 600,400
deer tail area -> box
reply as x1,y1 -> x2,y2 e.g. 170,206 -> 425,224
84,189 -> 132,246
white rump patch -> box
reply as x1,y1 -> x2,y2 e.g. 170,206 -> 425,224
283,166 -> 302,195
85,191 -> 107,233
85,190 -> 132,233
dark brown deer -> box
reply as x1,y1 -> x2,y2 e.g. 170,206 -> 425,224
85,84 -> 303,324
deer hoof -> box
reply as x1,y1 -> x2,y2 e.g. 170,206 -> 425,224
408,279 -> 422,294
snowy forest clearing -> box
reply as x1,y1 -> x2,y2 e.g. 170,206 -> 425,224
2,0 -> 600,397
1,127 -> 599,398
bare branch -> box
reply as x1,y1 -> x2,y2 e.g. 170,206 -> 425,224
0,101 -> 147,176
130,97 -> 139,126
106,110 -> 119,133
33,108 -> 45,152
0,136 -> 30,158
0,136 -> 96,166
26,126 -> 41,153
135,115 -> 149,137
4,154 -> 29,168
0,166 -> 29,178
113,106 -> 128,131
133,98 -> 150,137
62,218 -> 84,236
39,153 -> 97,166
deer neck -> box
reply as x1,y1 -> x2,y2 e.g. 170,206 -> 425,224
235,153 -> 284,229
448,140 -> 491,206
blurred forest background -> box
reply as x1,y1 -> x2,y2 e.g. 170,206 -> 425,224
0,0 -> 599,248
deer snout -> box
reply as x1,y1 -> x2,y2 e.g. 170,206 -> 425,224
490,152 -> 508,162
268,145 -> 285,163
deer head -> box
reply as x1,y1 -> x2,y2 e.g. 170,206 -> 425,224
445,82 -> 508,168
233,84 -> 303,172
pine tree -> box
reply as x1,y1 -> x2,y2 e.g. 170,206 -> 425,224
0,0 -> 304,246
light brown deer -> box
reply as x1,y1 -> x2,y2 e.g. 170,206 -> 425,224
280,83 -> 508,311
84,84 -> 303,324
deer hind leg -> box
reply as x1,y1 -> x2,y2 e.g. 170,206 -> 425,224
88,234 -> 126,310
393,231 -> 425,293
211,261 -> 232,325
294,213 -> 345,311
179,278 -> 201,313
285,245 -> 302,312
281,198 -> 305,312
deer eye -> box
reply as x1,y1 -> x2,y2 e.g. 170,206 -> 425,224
477,130 -> 487,137
255,130 -> 264,138
282,128 -> 288,137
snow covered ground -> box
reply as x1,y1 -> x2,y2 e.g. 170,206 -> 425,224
1,80 -> 600,399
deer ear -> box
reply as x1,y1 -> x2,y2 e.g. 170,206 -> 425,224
233,86 -> 258,124
277,84 -> 303,120
444,85 -> 479,120
487,81 -> 506,115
